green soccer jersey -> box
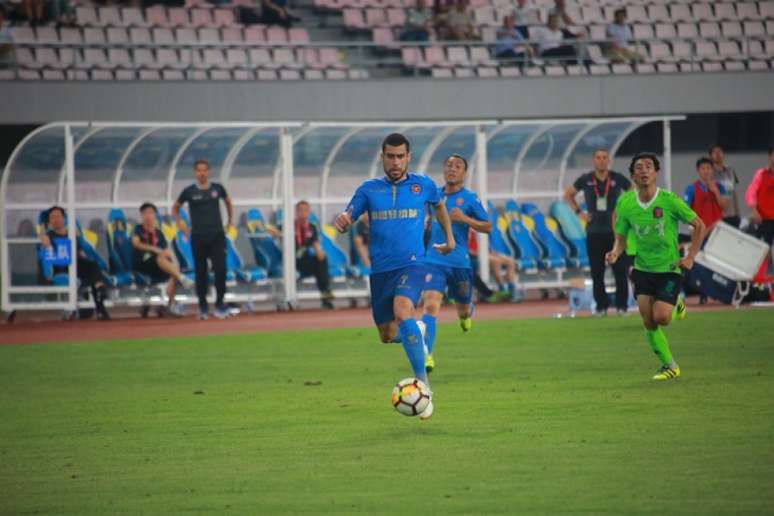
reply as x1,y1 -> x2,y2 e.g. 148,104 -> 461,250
614,188 -> 697,273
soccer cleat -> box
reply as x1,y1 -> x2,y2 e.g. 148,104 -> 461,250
419,398 -> 434,420
652,365 -> 681,381
460,316 -> 472,332
673,297 -> 687,321
425,354 -> 435,373
198,310 -> 209,321
179,275 -> 195,289
168,303 -> 185,318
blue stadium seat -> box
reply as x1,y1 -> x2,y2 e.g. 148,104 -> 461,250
245,208 -> 283,278
106,208 -> 141,286
307,213 -> 348,279
347,224 -> 370,277
502,200 -> 544,271
225,226 -> 267,283
549,201 -> 590,269
486,201 -> 516,258
519,203 -> 568,271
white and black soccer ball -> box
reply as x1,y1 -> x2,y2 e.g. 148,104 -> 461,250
391,377 -> 431,416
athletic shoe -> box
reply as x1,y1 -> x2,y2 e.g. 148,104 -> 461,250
593,309 -> 608,317
321,298 -> 335,310
673,297 -> 687,321
460,316 -> 472,332
179,275 -> 194,289
213,306 -> 230,319
652,365 -> 681,381
168,303 -> 185,317
198,310 -> 209,321
425,354 -> 435,373
419,399 -> 434,420
616,308 -> 629,316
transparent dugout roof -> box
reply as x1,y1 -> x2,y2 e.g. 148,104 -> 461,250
2,119 -> 676,209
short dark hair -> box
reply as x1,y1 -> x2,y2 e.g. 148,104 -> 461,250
445,153 -> 468,170
139,202 -> 158,213
628,152 -> 661,174
708,143 -> 724,155
194,159 -> 209,169
696,157 -> 713,169
593,148 -> 609,156
614,7 -> 626,17
296,200 -> 310,208
46,206 -> 65,223
381,133 -> 410,153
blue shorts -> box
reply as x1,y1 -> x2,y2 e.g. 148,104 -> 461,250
369,265 -> 426,325
424,263 -> 473,305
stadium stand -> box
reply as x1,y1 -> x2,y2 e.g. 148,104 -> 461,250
0,0 -> 773,80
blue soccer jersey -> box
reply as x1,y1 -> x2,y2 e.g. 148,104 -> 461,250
346,173 -> 441,274
425,186 -> 488,269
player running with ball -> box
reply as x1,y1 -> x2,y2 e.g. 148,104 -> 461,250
334,133 -> 455,419
420,154 -> 491,373
606,152 -> 705,380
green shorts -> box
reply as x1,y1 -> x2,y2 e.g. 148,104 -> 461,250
630,269 -> 682,306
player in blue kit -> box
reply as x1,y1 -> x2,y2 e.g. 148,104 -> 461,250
420,154 -> 491,373
334,133 -> 455,420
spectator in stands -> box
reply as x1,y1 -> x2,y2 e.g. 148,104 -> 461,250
261,0 -> 297,28
745,147 -> 774,246
534,13 -> 580,64
494,14 -> 533,64
350,213 -> 371,270
436,0 -> 476,41
401,0 -> 433,42
23,0 -> 44,26
173,158 -> 234,320
564,148 -> 632,315
50,0 -> 75,26
0,6 -> 12,68
39,206 -> 111,320
513,0 -> 541,26
548,0 -> 582,38
605,8 -> 644,63
131,202 -> 195,318
709,144 -> 741,228
294,200 -> 334,310
684,157 -> 728,232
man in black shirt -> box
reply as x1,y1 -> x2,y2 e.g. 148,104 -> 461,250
564,149 -> 632,315
131,202 -> 195,317
172,159 -> 234,320
295,200 -> 334,310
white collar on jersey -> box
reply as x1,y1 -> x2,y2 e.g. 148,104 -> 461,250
636,187 -> 660,210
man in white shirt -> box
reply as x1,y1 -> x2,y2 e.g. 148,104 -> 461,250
534,13 -> 579,63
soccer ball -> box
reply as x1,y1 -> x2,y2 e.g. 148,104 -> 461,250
391,378 -> 431,416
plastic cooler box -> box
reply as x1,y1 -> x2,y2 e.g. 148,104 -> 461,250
687,222 -> 770,306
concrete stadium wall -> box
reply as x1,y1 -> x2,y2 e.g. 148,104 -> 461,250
1,71 -> 773,123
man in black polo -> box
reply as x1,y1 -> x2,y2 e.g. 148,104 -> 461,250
564,148 -> 632,315
173,159 -> 234,320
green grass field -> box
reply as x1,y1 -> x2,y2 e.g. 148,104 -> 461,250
1,309 -> 773,515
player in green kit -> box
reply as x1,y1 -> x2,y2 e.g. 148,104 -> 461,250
606,153 -> 705,380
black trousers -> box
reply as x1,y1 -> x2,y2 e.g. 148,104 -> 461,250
757,220 -> 774,245
191,232 -> 226,312
587,232 -> 629,311
297,253 -> 331,296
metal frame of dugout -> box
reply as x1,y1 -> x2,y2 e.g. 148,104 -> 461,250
1,116 -> 684,315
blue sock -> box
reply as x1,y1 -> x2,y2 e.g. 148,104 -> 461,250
421,313 -> 437,355
398,319 -> 428,384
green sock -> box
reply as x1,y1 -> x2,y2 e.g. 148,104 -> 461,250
645,327 -> 675,367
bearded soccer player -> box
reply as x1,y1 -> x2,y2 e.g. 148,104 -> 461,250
606,153 -> 705,381
334,133 -> 455,419
420,154 -> 491,373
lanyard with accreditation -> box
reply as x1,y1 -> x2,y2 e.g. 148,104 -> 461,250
593,175 -> 611,212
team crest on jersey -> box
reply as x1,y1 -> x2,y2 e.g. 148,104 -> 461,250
425,273 -> 433,282
411,184 -> 421,194
653,207 -> 663,218
456,197 -> 465,206
211,190 -> 218,198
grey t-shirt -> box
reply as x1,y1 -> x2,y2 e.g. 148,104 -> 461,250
713,166 -> 739,216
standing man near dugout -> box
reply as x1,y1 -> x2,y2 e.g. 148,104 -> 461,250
564,148 -> 632,315
173,159 -> 235,320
